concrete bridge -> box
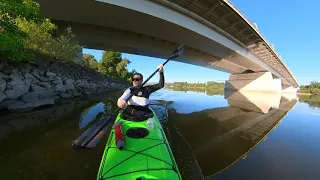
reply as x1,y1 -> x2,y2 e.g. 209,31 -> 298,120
35,0 -> 299,92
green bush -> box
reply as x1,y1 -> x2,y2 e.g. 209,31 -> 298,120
310,88 -> 320,95
16,18 -> 82,62
1,0 -> 81,62
0,0 -> 42,62
299,88 -> 311,94
83,53 -> 99,70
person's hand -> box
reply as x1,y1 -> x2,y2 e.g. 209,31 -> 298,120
158,64 -> 164,73
117,99 -> 127,108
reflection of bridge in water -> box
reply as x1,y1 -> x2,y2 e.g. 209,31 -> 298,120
169,91 -> 297,177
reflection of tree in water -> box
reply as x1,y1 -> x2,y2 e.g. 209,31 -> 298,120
167,86 -> 224,96
299,95 -> 320,108
205,88 -> 224,96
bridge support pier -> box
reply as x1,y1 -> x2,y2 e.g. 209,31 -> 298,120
282,84 -> 298,94
225,72 -> 282,93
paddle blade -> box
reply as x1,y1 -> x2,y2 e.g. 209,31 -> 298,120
85,125 -> 110,148
72,117 -> 111,149
171,44 -> 185,59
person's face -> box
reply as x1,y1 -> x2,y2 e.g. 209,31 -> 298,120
132,74 -> 143,87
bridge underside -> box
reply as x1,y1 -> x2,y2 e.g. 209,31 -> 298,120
36,0 -> 298,91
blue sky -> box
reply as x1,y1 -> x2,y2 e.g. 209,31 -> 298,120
83,0 -> 319,85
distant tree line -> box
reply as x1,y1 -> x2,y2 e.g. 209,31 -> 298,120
165,81 -> 224,95
299,81 -> 320,95
83,52 -> 135,83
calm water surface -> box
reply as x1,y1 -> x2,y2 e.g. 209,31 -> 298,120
0,89 -> 319,180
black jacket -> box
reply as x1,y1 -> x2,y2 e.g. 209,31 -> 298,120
129,72 -> 164,99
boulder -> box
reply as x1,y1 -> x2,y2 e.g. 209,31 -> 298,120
0,72 -> 9,80
54,83 -> 66,92
23,73 -> 36,80
20,64 -> 32,74
90,83 -> 98,90
31,72 -> 40,79
65,80 -> 75,90
4,82 -> 28,100
43,84 -> 53,89
0,63 -> 4,71
77,80 -> 89,89
38,90 -> 57,99
58,92 -> 73,99
39,76 -> 50,82
52,79 -> 63,85
20,92 -> 39,102
23,79 -> 33,91
40,82 -> 51,87
52,76 -> 62,81
0,91 -> 6,103
0,79 -> 6,92
46,71 -> 56,77
71,89 -> 81,97
31,84 -> 46,92
6,80 -> 22,90
39,70 -> 45,76
40,82 -> 53,89
48,75 -> 57,81
32,79 -> 41,85
9,73 -> 23,81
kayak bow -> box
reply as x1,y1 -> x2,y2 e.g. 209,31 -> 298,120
97,107 -> 181,180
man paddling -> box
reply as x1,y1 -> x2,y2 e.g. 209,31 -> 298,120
117,64 -> 164,109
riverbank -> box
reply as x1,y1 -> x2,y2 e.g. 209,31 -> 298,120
297,92 -> 312,95
0,54 -> 127,111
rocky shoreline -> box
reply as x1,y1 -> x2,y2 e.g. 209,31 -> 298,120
0,54 -> 127,111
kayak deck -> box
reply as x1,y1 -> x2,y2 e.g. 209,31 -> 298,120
97,109 -> 181,180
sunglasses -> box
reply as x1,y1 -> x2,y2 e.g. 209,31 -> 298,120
132,78 -> 141,81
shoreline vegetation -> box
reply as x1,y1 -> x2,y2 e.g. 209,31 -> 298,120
165,81 -> 225,95
298,82 -> 320,95
1,0 -> 134,82
0,0 -> 133,110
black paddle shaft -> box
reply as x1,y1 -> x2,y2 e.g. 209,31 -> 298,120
124,45 -> 183,102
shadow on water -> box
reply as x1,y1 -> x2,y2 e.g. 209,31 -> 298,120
0,92 -> 120,180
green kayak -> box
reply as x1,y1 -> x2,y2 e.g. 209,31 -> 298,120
96,107 -> 182,180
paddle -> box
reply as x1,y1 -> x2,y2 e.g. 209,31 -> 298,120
72,44 -> 185,149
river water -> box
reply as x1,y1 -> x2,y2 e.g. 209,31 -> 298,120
0,89 -> 319,180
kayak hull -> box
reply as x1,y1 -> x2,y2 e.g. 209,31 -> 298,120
97,108 -> 181,180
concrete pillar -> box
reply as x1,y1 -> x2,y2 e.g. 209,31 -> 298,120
225,91 -> 281,113
225,72 -> 282,93
282,84 -> 298,94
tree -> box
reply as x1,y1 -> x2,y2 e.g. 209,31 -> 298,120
98,51 -> 131,78
116,58 -> 131,78
83,53 -> 98,70
310,81 -> 320,89
0,0 -> 43,61
98,51 -> 121,76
